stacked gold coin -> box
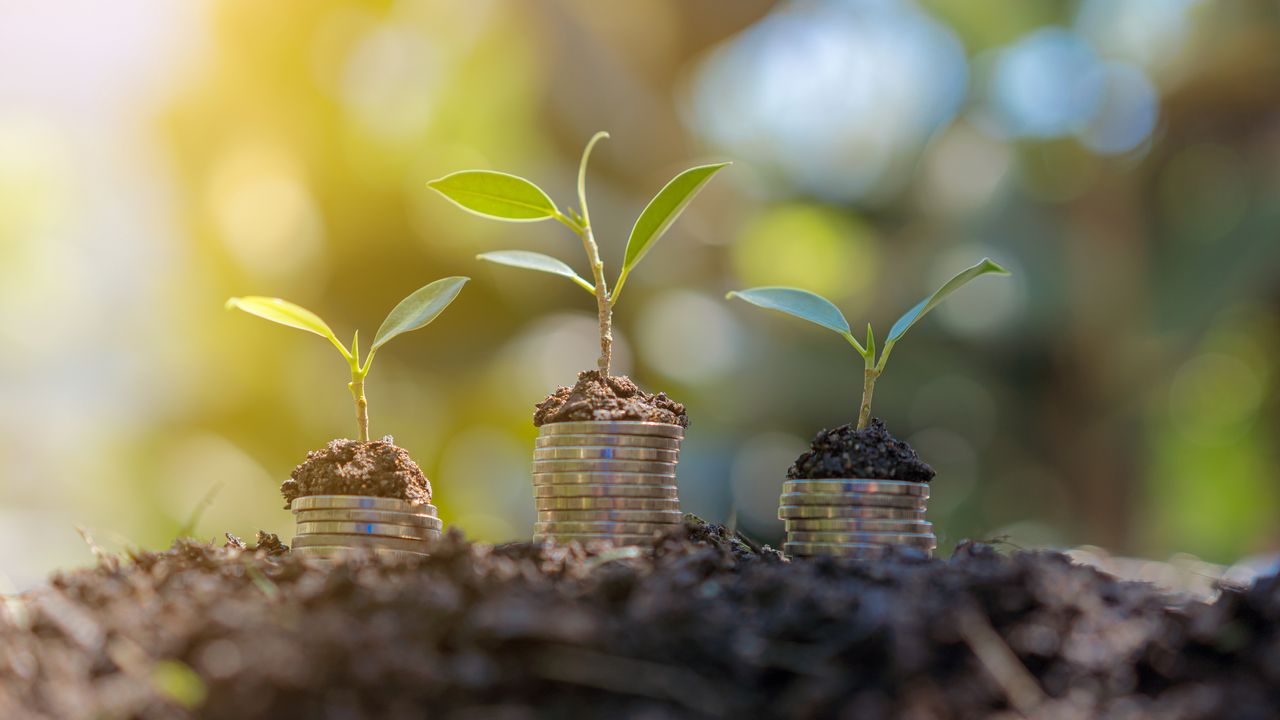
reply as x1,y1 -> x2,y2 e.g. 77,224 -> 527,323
290,495 -> 443,561
533,421 -> 685,545
779,479 -> 936,558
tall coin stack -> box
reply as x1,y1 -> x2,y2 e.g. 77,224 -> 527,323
290,495 -> 443,562
779,479 -> 936,558
533,421 -> 685,545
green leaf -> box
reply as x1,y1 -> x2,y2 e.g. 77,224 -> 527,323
726,287 -> 850,336
225,296 -> 347,357
426,170 -> 559,222
885,257 -> 1010,345
621,162 -> 730,276
477,251 -> 594,292
372,276 -> 469,351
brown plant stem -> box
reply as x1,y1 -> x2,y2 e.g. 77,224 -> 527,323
580,225 -> 612,376
349,378 -> 369,442
857,366 -> 877,431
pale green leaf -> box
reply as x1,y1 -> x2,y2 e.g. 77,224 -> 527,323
427,170 -> 558,222
885,257 -> 1010,344
477,251 -> 594,292
621,162 -> 729,275
727,287 -> 850,336
372,276 -> 469,350
225,296 -> 343,350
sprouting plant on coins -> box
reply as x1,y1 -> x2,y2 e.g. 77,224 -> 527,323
427,131 -> 729,377
728,258 -> 1010,430
226,276 -> 469,442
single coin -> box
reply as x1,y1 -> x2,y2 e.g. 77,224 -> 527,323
778,492 -> 927,509
534,521 -> 679,535
291,545 -> 428,562
534,533 -> 660,545
783,542 -> 892,557
532,472 -> 677,486
782,480 -> 929,498
534,446 -> 679,463
784,518 -> 932,533
778,505 -> 926,520
786,531 -> 937,547
291,495 -> 436,514
292,533 -> 433,552
536,434 -> 682,450
295,521 -> 441,540
537,421 -> 684,439
537,510 -> 684,523
534,484 -> 678,499
535,497 -> 681,511
532,459 -> 678,475
293,508 -> 443,528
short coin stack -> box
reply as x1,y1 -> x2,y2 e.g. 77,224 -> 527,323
290,495 -> 443,561
779,479 -> 936,558
534,420 -> 685,545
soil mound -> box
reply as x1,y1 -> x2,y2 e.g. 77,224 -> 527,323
788,418 -> 935,482
534,370 -> 689,427
279,437 -> 431,509
3,521 -> 1277,719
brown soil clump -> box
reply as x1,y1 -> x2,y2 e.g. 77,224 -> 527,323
788,418 -> 935,482
279,437 -> 431,509
534,370 -> 689,427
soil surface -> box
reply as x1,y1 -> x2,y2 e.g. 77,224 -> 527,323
3,521 -> 1278,720
534,370 -> 689,427
788,418 -> 936,482
279,437 -> 431,509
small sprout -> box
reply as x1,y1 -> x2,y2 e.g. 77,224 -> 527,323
428,131 -> 729,376
226,276 -> 469,442
728,258 -> 1010,430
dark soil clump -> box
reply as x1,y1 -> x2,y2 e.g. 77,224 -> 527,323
534,370 -> 689,427
279,437 -> 431,509
788,417 -> 936,482
4,521 -> 1279,719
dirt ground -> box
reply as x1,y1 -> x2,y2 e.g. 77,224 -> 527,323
1,519 -> 1277,720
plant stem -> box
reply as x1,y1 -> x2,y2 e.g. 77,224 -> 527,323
349,376 -> 369,442
580,225 -> 612,376
857,358 -> 878,431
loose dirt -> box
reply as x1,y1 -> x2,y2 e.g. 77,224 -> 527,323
1,521 -> 1277,719
788,418 -> 936,482
534,370 -> 689,428
280,437 -> 431,510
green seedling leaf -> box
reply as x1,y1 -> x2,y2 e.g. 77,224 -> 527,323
372,276 -> 470,351
426,170 -> 559,222
618,162 -> 730,284
885,257 -> 1010,345
225,296 -> 349,358
477,251 -> 594,292
727,287 -> 851,336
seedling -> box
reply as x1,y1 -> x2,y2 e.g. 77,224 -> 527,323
427,132 -> 729,376
728,258 -> 1010,430
226,277 -> 469,442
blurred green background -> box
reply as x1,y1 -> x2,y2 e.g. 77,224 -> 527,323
2,0 -> 1277,588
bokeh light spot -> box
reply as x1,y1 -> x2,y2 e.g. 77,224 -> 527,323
636,290 -> 743,384
207,144 -> 325,278
1168,353 -> 1262,443
732,204 -> 878,300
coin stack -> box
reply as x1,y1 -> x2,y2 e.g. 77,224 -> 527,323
533,420 -> 685,545
289,495 -> 443,562
779,479 -> 936,558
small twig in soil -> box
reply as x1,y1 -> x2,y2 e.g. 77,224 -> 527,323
956,604 -> 1046,717
533,645 -> 727,717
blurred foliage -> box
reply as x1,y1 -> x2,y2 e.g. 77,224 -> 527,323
2,0 -> 1279,587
